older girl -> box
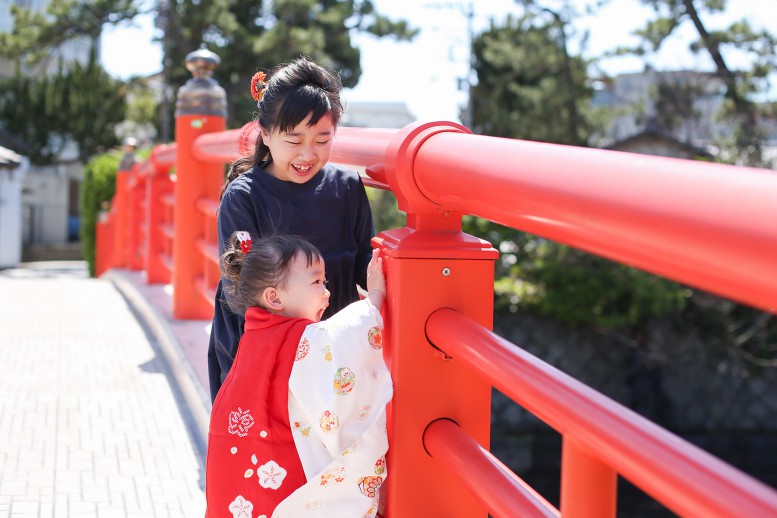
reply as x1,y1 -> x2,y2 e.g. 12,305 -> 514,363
208,57 -> 375,401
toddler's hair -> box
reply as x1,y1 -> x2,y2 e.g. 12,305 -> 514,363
221,57 -> 343,198
221,233 -> 324,315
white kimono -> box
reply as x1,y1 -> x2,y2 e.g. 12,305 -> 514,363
273,299 -> 393,517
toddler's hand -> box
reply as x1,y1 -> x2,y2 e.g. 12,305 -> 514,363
366,249 -> 386,310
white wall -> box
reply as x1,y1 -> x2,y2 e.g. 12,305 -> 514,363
0,158 -> 27,268
341,101 -> 417,129
21,164 -> 70,245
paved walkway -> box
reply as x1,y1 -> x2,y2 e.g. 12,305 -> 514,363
0,262 -> 207,517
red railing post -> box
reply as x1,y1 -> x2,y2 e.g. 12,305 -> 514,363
172,49 -> 227,319
95,203 -> 113,277
126,165 -> 147,271
145,151 -> 175,284
111,164 -> 132,268
373,121 -> 499,517
560,436 -> 617,518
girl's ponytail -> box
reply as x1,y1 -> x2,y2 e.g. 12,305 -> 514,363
220,156 -> 254,199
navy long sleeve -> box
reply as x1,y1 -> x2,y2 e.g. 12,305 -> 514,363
207,163 -> 375,401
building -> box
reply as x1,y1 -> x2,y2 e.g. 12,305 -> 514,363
605,120 -> 713,160
1,0 -> 97,257
341,101 -> 417,129
0,144 -> 26,268
590,68 -> 776,167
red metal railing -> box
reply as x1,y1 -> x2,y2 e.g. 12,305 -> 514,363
426,308 -> 777,517
95,115 -> 777,516
145,144 -> 176,284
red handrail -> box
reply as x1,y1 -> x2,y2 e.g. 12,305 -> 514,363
94,114 -> 777,517
424,418 -> 560,518
425,308 -> 777,517
411,133 -> 777,313
151,143 -> 176,171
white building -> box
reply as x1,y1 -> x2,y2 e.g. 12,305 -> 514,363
342,101 -> 417,129
1,0 -> 96,256
0,145 -> 26,268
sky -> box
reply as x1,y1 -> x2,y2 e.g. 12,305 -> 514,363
100,0 -> 776,123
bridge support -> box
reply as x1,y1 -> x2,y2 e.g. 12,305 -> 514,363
561,436 -> 617,518
375,121 -> 499,517
111,167 -> 131,269
145,165 -> 174,284
172,48 -> 226,319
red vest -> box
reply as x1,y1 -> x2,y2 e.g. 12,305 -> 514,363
206,308 -> 310,517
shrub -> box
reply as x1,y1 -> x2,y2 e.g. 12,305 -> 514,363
79,151 -> 122,277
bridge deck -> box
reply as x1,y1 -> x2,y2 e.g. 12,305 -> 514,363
0,262 -> 207,517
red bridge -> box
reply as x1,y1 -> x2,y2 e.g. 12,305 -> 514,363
95,56 -> 777,517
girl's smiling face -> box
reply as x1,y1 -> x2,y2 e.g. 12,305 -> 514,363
261,112 -> 335,184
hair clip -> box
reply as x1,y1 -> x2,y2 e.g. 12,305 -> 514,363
250,71 -> 267,108
236,231 -> 253,254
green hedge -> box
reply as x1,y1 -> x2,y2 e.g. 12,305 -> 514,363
79,151 -> 122,277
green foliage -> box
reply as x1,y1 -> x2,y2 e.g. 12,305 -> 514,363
366,188 -> 404,234
0,0 -> 138,69
80,147 -> 151,276
461,7 -> 696,330
681,294 -> 777,374
470,12 -> 594,146
2,1 -> 418,137
122,77 -> 163,139
80,151 -> 122,277
461,216 -> 690,329
159,0 -> 418,128
0,48 -> 126,164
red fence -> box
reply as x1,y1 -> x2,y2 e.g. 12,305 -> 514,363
96,111 -> 777,515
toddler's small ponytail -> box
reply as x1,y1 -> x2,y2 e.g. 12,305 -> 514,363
220,233 -> 247,285
220,232 -> 254,313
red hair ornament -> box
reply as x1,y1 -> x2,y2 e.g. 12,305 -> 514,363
250,71 -> 267,107
236,231 -> 253,254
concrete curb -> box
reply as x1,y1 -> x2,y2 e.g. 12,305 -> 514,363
104,269 -> 212,457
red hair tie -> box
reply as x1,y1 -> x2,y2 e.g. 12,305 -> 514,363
250,71 -> 267,106
236,231 -> 252,254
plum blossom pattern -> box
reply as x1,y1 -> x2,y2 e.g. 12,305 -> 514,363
258,460 -> 287,490
358,476 -> 383,498
293,418 -> 311,437
374,457 -> 386,475
367,326 -> 382,350
228,407 -> 255,437
319,410 -> 340,432
228,495 -> 253,518
319,465 -> 347,487
295,338 -> 310,361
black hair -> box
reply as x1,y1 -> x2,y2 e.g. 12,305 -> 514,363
220,233 -> 324,315
220,57 -> 344,199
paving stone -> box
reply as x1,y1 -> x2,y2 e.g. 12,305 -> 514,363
0,263 -> 206,517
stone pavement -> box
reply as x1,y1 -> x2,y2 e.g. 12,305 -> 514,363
0,262 -> 207,517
